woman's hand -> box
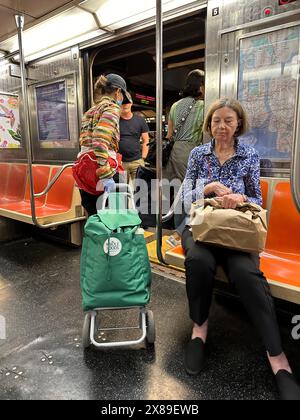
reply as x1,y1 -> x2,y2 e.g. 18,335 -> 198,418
96,178 -> 116,193
205,182 -> 232,197
215,193 -> 244,209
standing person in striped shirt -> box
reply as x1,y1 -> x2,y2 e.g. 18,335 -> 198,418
77,73 -> 131,216
165,69 -> 205,247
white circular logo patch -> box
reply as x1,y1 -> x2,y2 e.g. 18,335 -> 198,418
103,238 -> 122,256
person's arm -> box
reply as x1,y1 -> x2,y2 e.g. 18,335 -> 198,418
141,132 -> 149,159
244,151 -> 262,206
167,103 -> 175,140
92,104 -> 120,179
167,119 -> 173,140
204,182 -> 232,197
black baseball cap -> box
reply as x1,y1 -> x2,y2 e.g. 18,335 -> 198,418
106,73 -> 131,104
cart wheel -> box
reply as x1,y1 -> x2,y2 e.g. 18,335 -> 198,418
82,313 -> 91,348
146,310 -> 155,344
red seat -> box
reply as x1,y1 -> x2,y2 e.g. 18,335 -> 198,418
0,163 -> 10,200
0,164 -> 27,205
24,165 -> 51,205
46,167 -> 74,210
260,180 -> 268,209
261,182 -> 300,288
0,165 -> 50,211
0,164 -> 82,227
18,167 -> 75,217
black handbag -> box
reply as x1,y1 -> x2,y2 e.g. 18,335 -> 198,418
145,99 -> 196,168
135,165 -> 174,229
145,137 -> 174,168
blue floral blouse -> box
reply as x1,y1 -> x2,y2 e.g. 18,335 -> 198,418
184,139 -> 262,206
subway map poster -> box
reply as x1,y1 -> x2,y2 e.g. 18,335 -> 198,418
238,26 -> 300,160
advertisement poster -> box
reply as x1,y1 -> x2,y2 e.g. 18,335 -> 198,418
0,93 -> 21,149
36,81 -> 70,146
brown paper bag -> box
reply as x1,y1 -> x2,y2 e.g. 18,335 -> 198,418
190,198 -> 268,253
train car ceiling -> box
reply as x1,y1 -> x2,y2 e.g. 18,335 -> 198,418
0,0 -> 202,62
90,13 -> 206,113
0,1 -> 76,40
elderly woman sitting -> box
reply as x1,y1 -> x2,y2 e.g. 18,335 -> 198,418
181,98 -> 300,400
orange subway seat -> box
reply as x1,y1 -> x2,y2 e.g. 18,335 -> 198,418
24,165 -> 51,205
260,182 -> 300,288
260,253 -> 300,288
264,182 -> 300,254
170,245 -> 185,256
0,163 -> 10,200
0,164 -> 27,205
0,165 -> 50,211
17,167 -> 75,217
260,180 -> 268,209
45,167 -> 74,210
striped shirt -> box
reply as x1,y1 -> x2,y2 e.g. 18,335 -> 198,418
79,96 -> 121,179
169,97 -> 204,145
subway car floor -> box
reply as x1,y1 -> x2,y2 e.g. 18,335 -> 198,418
0,237 -> 299,400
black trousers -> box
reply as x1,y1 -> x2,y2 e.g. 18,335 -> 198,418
79,189 -> 99,217
182,227 -> 283,357
79,173 -> 122,217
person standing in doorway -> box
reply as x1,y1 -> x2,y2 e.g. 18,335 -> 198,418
119,94 -> 150,186
165,69 -> 205,247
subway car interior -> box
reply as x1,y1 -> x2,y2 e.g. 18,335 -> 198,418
0,0 -> 300,401
89,13 -> 206,127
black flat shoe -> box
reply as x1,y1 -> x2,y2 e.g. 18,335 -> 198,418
184,337 -> 205,375
275,370 -> 300,400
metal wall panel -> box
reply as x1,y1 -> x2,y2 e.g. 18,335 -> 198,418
205,0 -> 223,116
206,0 -> 300,179
27,49 -> 80,81
28,48 -> 81,163
0,61 -> 22,92
221,0 -> 300,30
0,47 -> 82,163
206,0 -> 300,112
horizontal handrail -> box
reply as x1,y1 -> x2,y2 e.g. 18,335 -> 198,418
162,208 -> 174,223
162,184 -> 183,223
34,163 -> 74,198
36,216 -> 86,229
32,162 -> 87,229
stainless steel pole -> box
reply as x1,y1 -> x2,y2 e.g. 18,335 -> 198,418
291,63 -> 300,213
155,0 -> 165,263
15,15 -> 38,224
